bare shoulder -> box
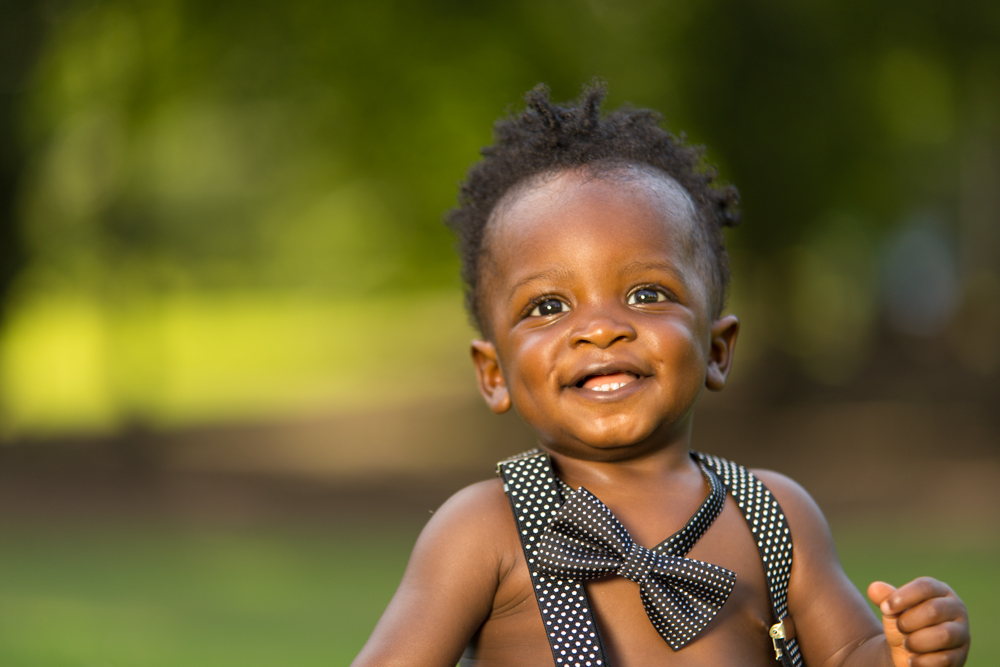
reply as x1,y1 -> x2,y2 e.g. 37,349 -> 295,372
351,477 -> 519,667
438,476 -> 510,515
747,468 -> 846,582
408,476 -> 519,585
744,468 -> 841,588
749,469 -> 882,666
749,468 -> 833,546
424,477 -> 514,545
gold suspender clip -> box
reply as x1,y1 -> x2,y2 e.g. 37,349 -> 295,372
768,621 -> 786,660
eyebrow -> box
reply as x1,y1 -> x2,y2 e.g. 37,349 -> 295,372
619,260 -> 688,285
508,267 -> 574,299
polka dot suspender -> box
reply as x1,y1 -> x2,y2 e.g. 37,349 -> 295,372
496,449 -> 802,667
498,450 -> 610,667
695,452 -> 802,667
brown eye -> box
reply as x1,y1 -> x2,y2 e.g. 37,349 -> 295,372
628,288 -> 665,305
530,298 -> 568,317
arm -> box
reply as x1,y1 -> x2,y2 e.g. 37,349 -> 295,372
351,478 -> 516,667
753,471 -> 968,667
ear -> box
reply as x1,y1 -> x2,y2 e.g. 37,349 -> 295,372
471,339 -> 512,414
705,315 -> 739,391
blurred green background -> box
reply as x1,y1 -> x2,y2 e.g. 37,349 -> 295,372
0,0 -> 997,664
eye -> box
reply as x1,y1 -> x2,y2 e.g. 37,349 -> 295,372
529,298 -> 569,317
628,288 -> 667,305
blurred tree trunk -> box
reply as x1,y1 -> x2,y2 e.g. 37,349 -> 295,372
0,0 -> 47,322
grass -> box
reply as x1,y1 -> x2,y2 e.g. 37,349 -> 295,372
0,521 -> 420,667
0,520 -> 994,666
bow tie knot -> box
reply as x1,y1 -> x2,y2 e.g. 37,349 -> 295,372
619,542 -> 654,583
536,486 -> 736,650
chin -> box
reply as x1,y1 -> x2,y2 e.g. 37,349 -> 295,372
563,425 -> 662,456
574,413 -> 691,454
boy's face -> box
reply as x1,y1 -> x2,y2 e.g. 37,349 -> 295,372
471,167 -> 738,462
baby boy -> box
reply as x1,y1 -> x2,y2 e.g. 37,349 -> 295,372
351,84 -> 970,667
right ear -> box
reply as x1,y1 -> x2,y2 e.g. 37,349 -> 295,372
471,339 -> 511,414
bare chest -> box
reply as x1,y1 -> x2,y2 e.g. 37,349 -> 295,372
464,499 -> 781,667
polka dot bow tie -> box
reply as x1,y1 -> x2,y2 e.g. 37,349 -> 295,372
536,487 -> 737,650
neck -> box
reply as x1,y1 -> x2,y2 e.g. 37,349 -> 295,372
540,406 -> 698,483
544,436 -> 698,492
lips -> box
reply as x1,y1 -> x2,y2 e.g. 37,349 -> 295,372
568,362 -> 649,392
581,372 -> 638,392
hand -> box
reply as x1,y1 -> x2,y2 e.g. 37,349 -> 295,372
867,578 -> 969,667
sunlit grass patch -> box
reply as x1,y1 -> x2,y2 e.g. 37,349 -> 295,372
0,290 -> 476,437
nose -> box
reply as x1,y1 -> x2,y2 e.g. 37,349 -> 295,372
569,305 -> 637,349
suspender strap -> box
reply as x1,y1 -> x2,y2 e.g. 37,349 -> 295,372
695,452 -> 803,667
497,451 -> 610,667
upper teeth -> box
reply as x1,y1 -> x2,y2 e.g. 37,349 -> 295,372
591,380 -> 630,392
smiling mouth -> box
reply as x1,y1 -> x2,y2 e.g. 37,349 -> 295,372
577,372 -> 639,392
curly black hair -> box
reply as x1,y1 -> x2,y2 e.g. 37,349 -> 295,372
446,82 -> 740,335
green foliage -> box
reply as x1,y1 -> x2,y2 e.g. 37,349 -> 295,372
4,0 -> 1000,431
19,0 -> 999,298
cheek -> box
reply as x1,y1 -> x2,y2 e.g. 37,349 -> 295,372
500,339 -> 557,432
500,332 -> 559,395
512,335 -> 558,393
648,320 -> 709,377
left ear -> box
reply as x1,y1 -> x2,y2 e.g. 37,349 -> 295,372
705,314 -> 739,391
471,339 -> 512,414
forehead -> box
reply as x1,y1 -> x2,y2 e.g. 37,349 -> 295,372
486,167 -> 701,273
494,165 -> 696,232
